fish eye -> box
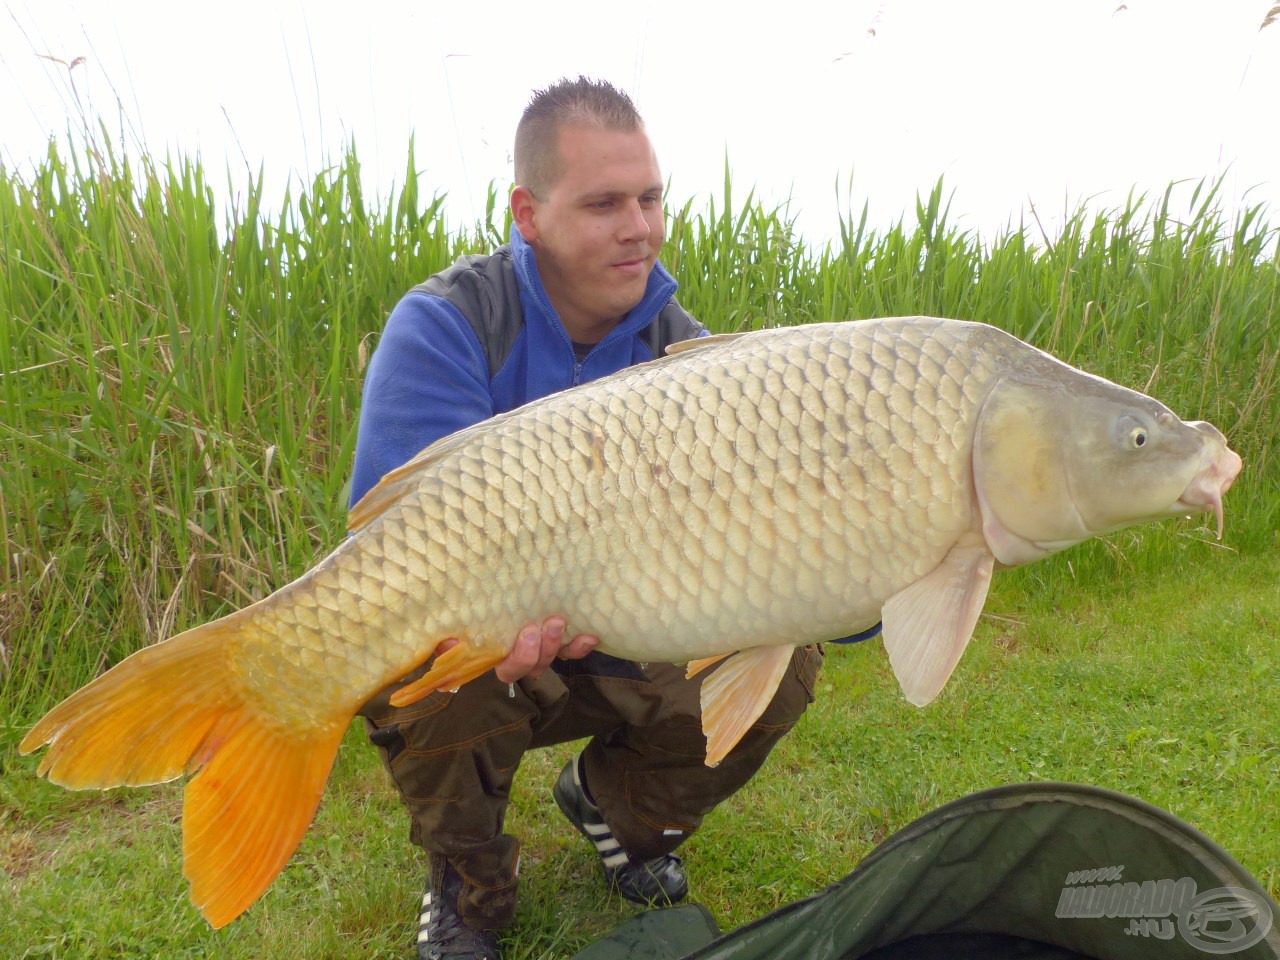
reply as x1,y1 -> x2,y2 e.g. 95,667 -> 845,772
1114,414 -> 1151,451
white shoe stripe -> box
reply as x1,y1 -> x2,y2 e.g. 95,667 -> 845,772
419,889 -> 432,936
569,754 -> 648,877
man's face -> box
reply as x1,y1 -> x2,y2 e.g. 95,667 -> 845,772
512,123 -> 665,341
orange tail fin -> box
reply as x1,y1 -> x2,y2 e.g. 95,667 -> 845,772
19,613 -> 348,929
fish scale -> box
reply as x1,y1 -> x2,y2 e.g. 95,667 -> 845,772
21,315 -> 1241,929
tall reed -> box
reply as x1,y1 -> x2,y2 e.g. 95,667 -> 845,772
1,138 -> 1276,722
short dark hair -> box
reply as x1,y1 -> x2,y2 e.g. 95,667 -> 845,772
514,76 -> 644,197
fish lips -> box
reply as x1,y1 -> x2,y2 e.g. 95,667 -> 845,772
1174,423 -> 1243,538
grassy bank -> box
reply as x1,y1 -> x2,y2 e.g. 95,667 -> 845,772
1,140 -> 1278,958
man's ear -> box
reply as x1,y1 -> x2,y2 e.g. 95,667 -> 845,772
510,185 -> 538,242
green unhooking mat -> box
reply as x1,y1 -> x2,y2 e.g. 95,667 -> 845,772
571,782 -> 1279,960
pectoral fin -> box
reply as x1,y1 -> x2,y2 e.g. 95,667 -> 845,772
697,645 -> 794,767
663,332 -> 748,356
882,545 -> 995,707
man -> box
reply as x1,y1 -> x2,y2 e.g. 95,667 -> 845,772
351,77 -> 823,960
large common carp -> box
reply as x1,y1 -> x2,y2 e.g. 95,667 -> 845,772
22,316 -> 1241,928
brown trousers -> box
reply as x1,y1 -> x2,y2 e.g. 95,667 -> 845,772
358,646 -> 823,930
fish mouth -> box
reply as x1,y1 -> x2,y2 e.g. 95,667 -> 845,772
1175,427 -> 1243,538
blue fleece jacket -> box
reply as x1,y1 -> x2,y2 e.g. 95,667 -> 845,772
349,230 -> 704,506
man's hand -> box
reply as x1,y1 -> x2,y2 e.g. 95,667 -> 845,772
435,616 -> 598,684
495,616 -> 598,682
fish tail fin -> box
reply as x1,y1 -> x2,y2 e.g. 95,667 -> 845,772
182,698 -> 346,929
20,614 -> 348,929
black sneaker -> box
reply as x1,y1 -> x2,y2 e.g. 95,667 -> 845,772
417,862 -> 500,960
553,755 -> 689,906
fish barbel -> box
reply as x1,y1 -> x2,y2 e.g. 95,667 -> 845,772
21,316 -> 1241,927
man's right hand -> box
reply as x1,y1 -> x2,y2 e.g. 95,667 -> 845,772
496,616 -> 598,682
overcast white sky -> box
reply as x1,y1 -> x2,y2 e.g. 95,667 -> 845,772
2,0 -> 1278,246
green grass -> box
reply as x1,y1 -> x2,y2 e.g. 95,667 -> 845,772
1,136 -> 1278,958
3,551 -> 1277,958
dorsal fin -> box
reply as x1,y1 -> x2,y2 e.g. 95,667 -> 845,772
664,332 -> 749,356
349,330 -> 750,533
347,421 -> 492,533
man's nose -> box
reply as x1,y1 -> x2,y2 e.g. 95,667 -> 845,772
618,199 -> 651,240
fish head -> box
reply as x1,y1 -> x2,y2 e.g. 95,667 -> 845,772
972,371 -> 1242,566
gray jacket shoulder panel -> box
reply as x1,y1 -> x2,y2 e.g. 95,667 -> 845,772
413,246 -> 523,376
